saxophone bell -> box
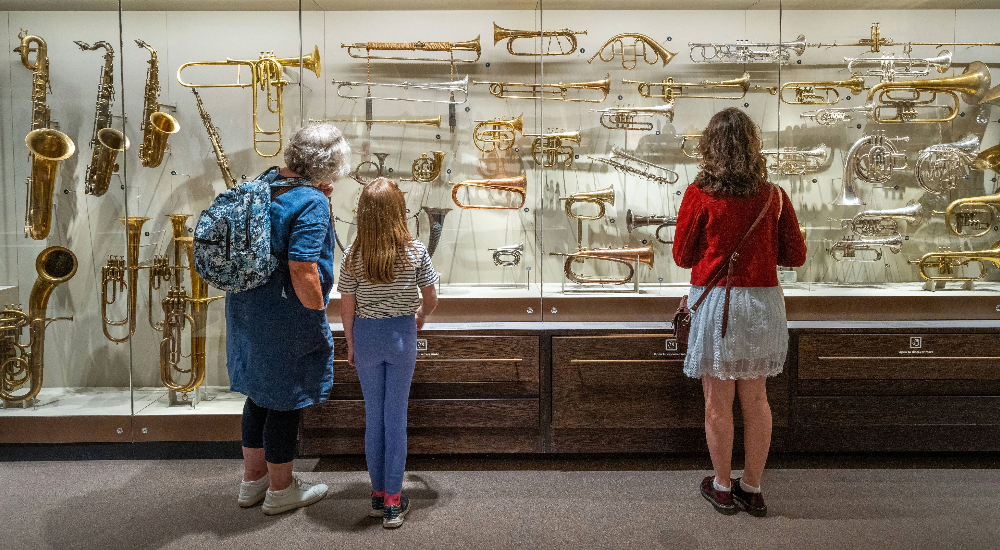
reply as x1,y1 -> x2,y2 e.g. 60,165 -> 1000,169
24,128 -> 75,240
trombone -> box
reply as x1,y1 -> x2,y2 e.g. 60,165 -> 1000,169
864,61 -> 991,124
559,186 -> 615,221
473,113 -> 523,153
591,104 -> 674,131
587,33 -> 676,69
909,242 -> 1000,282
473,74 -> 610,103
332,76 -> 468,104
688,35 -> 807,64
311,116 -> 442,131
945,191 -> 1000,238
177,45 -> 321,157
778,76 -> 866,106
524,131 -> 581,168
846,50 -> 952,82
550,246 -> 654,285
829,233 -> 903,262
341,36 -> 481,63
493,23 -> 587,56
627,209 -> 676,244
451,172 -> 528,210
915,134 -> 980,194
589,147 -> 679,185
623,73 -> 750,103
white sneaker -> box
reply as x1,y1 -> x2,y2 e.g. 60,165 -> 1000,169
261,477 -> 329,515
237,475 -> 269,507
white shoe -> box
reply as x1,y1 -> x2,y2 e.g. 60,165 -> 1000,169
262,477 -> 329,515
237,475 -> 269,507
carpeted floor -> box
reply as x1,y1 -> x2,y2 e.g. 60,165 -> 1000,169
2,457 -> 998,549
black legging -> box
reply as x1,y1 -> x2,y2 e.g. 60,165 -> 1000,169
241,398 -> 302,464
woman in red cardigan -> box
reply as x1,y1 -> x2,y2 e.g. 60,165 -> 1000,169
672,108 -> 807,518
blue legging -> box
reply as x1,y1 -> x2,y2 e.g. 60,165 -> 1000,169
352,314 -> 417,495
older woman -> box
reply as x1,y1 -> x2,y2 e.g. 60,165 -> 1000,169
228,123 -> 350,515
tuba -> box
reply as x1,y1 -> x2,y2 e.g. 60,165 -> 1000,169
688,35 -> 808,64
192,89 -> 238,188
626,209 -> 676,244
76,40 -> 129,197
850,200 -> 926,237
846,50 -> 952,82
589,147 -> 679,185
136,40 -> 179,169
624,73 -> 750,102
588,33 -> 676,69
493,23 -> 586,56
524,131 -> 580,168
403,151 -> 446,183
559,187 -> 615,221
944,190 -> 1000,238
778,76 -> 866,105
762,144 -> 830,176
916,134 -> 980,194
341,36 -> 481,63
829,233 -> 903,262
418,206 -> 452,258
488,243 -> 524,267
451,173 -> 528,210
473,75 -> 610,103
1,247 -> 77,405
101,217 -> 149,343
550,246 -> 654,285
909,241 -> 1000,282
177,45 -> 322,157
591,104 -> 674,131
865,61 -> 991,124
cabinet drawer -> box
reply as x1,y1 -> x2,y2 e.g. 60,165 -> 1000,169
304,399 -> 539,429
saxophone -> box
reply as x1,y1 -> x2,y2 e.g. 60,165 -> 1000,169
76,40 -> 129,196
192,89 -> 238,188
14,30 -> 76,240
136,39 -> 179,168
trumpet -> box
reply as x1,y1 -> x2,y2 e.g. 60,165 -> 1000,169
177,45 -> 321,157
688,35 -> 807,64
909,242 -> 1000,282
493,23 -> 586,56
403,151 -> 445,183
550,246 -> 654,285
624,73 -> 750,103
311,116 -> 441,130
332,76 -> 469,104
488,243 -> 524,267
473,113 -> 523,153
626,209 -> 676,244
136,39 -> 179,169
102,217 -> 149,343
559,186 -> 615,221
916,134 -> 980,194
588,33 -> 676,69
451,172 -> 528,210
778,76 -> 866,105
846,50 -> 952,82
350,152 -> 389,185
524,131 -> 581,168
829,233 -> 903,262
591,104 -> 674,131
849,200 -> 926,237
864,61 -> 991,124
473,74 -> 610,103
945,191 -> 1000,238
341,36 -> 481,63
589,146 -> 679,185
762,144 -> 830,176
800,105 -> 874,126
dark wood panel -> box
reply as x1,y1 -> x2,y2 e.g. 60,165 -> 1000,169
328,382 -> 539,400
793,426 -> 1000,453
303,399 -> 539,429
328,297 -> 542,323
797,396 -> 1000,426
0,416 -> 132,444
797,379 -> 1000,396
300,428 -> 541,454
133,414 -> 242,442
550,427 -> 791,454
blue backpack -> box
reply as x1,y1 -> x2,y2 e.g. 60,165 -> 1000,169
192,167 -> 305,293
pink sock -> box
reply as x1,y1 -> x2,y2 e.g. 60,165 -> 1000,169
372,490 -> 386,498
385,492 -> 401,506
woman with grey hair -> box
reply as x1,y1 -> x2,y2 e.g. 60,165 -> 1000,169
228,123 -> 350,515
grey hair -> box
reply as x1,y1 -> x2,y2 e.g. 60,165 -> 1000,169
284,123 -> 352,185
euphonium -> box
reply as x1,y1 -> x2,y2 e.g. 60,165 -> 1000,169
192,89 -> 238,188
846,50 -> 952,82
778,76 -> 866,105
865,61 -> 991,123
626,209 -> 676,244
916,134 -> 980,194
559,186 -> 615,221
473,114 -> 523,153
136,39 -> 179,169
591,104 -> 674,131
473,74 -> 610,103
945,190 -> 1000,238
451,172 -> 528,210
588,147 -> 679,185
850,200 -> 926,237
488,243 -> 524,267
624,73 -> 751,103
1,247 -> 77,405
908,241 -> 1000,282
688,35 -> 808,64
524,131 -> 581,168
341,36 -> 481,63
550,245 -> 654,285
829,233 -> 903,262
102,217 -> 149,343
403,151 -> 446,183
350,153 -> 389,185
177,45 -> 322,157
493,23 -> 586,56
76,40 -> 129,197
588,33 -> 676,69
762,144 -> 830,176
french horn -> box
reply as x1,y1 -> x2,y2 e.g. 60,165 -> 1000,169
850,200 -> 926,237
493,23 -> 586,56
403,151 -> 446,183
846,50 -> 952,82
591,105 -> 674,131
560,187 -> 615,221
588,33 -> 676,69
473,75 -> 611,103
525,131 -> 580,168
865,61 -> 991,124
341,36 -> 481,63
909,242 -> 1000,282
624,73 -> 751,102
626,209 -> 676,244
829,233 -> 903,262
473,114 -> 523,153
550,246 -> 654,285
488,243 -> 524,267
588,147 -> 679,185
688,35 -> 807,64
915,134 -> 980,194
451,173 -> 528,210
778,76 -> 866,106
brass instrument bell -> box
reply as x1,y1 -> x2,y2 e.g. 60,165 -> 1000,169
24,128 -> 75,240
560,187 -> 615,221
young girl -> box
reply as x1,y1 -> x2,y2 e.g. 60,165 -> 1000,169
338,177 -> 439,529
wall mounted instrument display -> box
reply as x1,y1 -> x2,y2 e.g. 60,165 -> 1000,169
587,33 -> 676,69
762,145 -> 830,176
488,243 -> 524,267
778,76 -> 866,106
101,217 -> 150,343
76,40 -> 129,197
311,116 -> 442,131
332,76 -> 469,104
591,105 -> 674,131
829,233 -> 903,262
845,50 -> 952,82
589,147 -> 679,185
811,22 -> 1000,53
192,89 -> 238,189
626,209 -> 676,244
550,245 -> 654,285
800,105 -> 874,126
909,241 -> 1000,282
350,153 -> 390,185
688,35 -> 807,64
624,73 -> 750,102
863,61 -> 991,124
473,74 -> 610,103
451,173 -> 528,210
834,132 -> 909,206
177,46 -> 321,157
341,36 -> 481,63
944,190 -> 1000,238
975,143 -> 1000,172
849,200 -> 926,237
493,23 -> 587,56
418,207 -> 452,258
402,151 -> 446,183
915,134 -> 980,194
559,187 -> 615,221
473,114 -> 523,152
525,131 -> 581,168
0,247 -> 77,405
14,30 -> 76,241
135,40 -> 179,169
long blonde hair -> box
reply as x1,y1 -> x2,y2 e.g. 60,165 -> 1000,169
344,177 -> 415,284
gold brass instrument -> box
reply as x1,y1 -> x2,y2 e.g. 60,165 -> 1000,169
1,247 -> 77,405
350,153 -> 389,185
192,89 -> 238,189
588,33 -> 676,69
311,116 -> 441,129
473,114 -> 523,153
76,40 -> 129,197
626,209 -> 676,244
850,200 -> 926,237
975,143 -> 1000,172
680,134 -> 702,159
762,144 -> 830,176
688,35 -> 807,64
550,246 -> 654,285
624,73 -> 750,103
909,241 -> 1000,282
829,233 -> 903,262
342,36 -> 481,63
559,187 -> 615,221
473,74 -> 610,103
589,146 -> 679,185
800,105 -> 874,126
403,151 -> 446,183
864,61 -> 991,124
524,131 -> 581,168
488,243 -> 524,267
846,50 -> 952,82
778,76 -> 866,106
493,23 -> 586,56
916,134 -> 980,194
332,76 -> 468,104
813,22 -> 1000,53
177,45 -> 322,157
945,190 -> 1000,238
101,217 -> 149,343
136,40 -> 179,169
451,172 -> 528,210
591,104 -> 674,131
15,30 -> 54,130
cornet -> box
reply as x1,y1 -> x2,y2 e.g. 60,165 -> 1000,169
624,73 -> 750,103
763,145 -> 830,176
916,134 -> 980,194
626,209 -> 676,244
473,114 -> 523,153
846,50 -> 952,82
945,191 -> 1000,238
488,243 -> 524,267
493,23 -> 586,56
550,246 -> 654,285
849,200 -> 926,237
588,33 -> 676,69
524,131 -> 580,168
778,76 -> 866,105
688,35 -> 807,64
591,104 -> 674,131
829,233 -> 903,262
452,172 -> 528,210
473,74 -> 610,103
403,151 -> 445,183
865,61 -> 991,124
341,36 -> 481,63
332,76 -> 469,104
350,153 -> 389,185
589,147 -> 679,185
909,242 -> 1000,282
559,187 -> 615,221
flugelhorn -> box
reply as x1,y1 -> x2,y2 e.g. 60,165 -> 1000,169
559,186 -> 615,221
829,233 -> 903,262
909,242 -> 1000,282
550,246 -> 654,285
688,35 -> 807,64
311,116 -> 441,129
588,33 -> 676,69
626,209 -> 676,244
488,243 -> 524,267
591,104 -> 674,131
624,73 -> 750,102
778,76 -> 866,105
945,190 -> 1000,238
332,76 -> 469,104
849,200 -> 926,237
403,151 -> 445,183
341,36 -> 481,63
524,131 -> 581,168
1,247 -> 77,405
452,172 -> 528,210
846,50 -> 952,82
177,45 -> 321,157
589,146 -> 679,185
473,113 -> 523,153
101,217 -> 149,343
350,153 -> 389,185
493,23 -> 586,56
762,144 -> 830,176
136,39 -> 179,169
916,134 -> 980,194
864,61 -> 991,124
473,74 -> 610,103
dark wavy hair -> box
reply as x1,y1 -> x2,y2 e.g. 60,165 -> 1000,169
694,107 -> 767,197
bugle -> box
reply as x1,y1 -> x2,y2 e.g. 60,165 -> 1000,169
909,242 -> 1000,282
688,35 -> 807,64
473,74 -> 610,103
550,245 -> 654,285
829,233 -> 903,262
945,190 -> 1000,238
559,186 -> 615,221
762,144 -> 830,176
624,73 -> 750,103
493,23 -> 586,56
778,76 -> 866,106
846,50 -> 952,82
588,33 -> 676,69
850,200 -> 926,237
488,243 -> 524,267
524,131 -> 581,168
588,146 -> 679,185
626,209 -> 676,244
864,61 -> 991,124
916,134 -> 980,194
591,104 -> 674,131
341,36 -> 481,63
332,76 -> 468,104
451,172 -> 528,210
473,113 -> 523,153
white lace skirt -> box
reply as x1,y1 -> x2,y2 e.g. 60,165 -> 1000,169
683,286 -> 788,380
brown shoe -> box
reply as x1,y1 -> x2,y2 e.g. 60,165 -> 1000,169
731,478 -> 767,517
700,476 -> 737,515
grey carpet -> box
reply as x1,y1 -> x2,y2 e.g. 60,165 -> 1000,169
2,459 -> 998,549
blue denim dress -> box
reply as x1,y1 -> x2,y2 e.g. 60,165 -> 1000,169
225,177 -> 336,411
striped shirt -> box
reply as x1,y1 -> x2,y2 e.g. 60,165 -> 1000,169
337,240 -> 439,319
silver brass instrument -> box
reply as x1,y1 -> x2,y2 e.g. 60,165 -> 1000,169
626,209 -> 676,244
136,39 -> 179,169
452,173 -> 528,210
311,116 -> 441,130
403,151 -> 446,183
588,33 -> 676,69
779,76 -> 866,106
591,104 -> 674,131
524,131 -> 581,168
333,76 -> 469,104
624,73 -> 750,102
493,23 -> 586,56
846,50 -> 952,82
488,243 -> 524,267
850,200 -> 926,237
916,134 -> 980,194
763,144 -> 830,176
834,132 -> 908,206
192,89 -> 238,189
473,75 -> 611,103
909,241 -> 1000,282
688,35 -> 807,64
945,190 -> 1000,238
800,105 -> 874,126
350,153 -> 389,185
76,40 -> 129,197
589,146 -> 679,185
341,36 -> 481,63
829,233 -> 903,262
550,246 -> 654,285
864,61 -> 991,124
559,187 -> 615,221
473,113 -> 523,153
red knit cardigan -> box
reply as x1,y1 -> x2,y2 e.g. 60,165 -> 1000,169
672,182 -> 807,287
